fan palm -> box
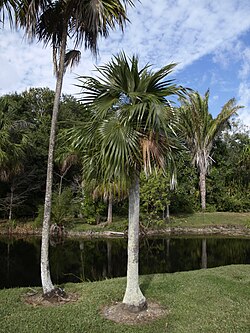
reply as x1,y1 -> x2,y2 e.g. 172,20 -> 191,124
68,52 -> 186,310
10,0 -> 134,295
179,90 -> 243,210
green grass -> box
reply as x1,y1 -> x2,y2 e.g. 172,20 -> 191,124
0,265 -> 249,333
169,212 -> 250,228
67,212 -> 250,233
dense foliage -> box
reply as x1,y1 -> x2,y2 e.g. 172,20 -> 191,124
0,88 -> 249,222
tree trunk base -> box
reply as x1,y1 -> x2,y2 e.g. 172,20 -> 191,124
122,300 -> 148,313
42,287 -> 66,300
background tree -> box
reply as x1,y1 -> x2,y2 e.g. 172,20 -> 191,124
206,121 -> 250,211
140,171 -> 171,222
0,89 -> 85,219
0,101 -> 31,219
68,53 -> 186,310
179,90 -> 242,211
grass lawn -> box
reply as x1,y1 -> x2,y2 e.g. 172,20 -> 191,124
0,265 -> 249,333
66,212 -> 250,232
169,212 -> 250,228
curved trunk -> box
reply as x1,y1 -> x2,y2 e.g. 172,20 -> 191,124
40,28 -> 67,295
122,173 -> 146,310
199,170 -> 206,211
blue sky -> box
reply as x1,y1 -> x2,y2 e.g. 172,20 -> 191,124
1,0 -> 250,126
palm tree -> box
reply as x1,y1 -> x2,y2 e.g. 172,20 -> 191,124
68,53 -> 185,310
92,181 -> 125,225
12,0 -> 135,295
179,90 -> 242,210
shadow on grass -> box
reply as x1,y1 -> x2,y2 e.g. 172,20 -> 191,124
140,274 -> 155,294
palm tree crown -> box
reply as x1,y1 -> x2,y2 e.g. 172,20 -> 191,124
72,53 -> 185,185
17,0 -> 134,74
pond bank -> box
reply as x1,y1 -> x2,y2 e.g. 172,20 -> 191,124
1,225 -> 250,238
61,225 -> 250,238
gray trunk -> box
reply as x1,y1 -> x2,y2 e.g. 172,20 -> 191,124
8,185 -> 14,221
107,193 -> 113,225
122,174 -> 146,310
199,171 -> 206,211
166,204 -> 170,219
40,29 -> 67,295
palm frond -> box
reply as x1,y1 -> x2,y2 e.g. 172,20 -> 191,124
64,49 -> 81,71
69,52 -> 187,189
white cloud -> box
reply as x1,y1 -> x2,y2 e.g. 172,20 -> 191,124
238,82 -> 250,127
1,0 -> 250,127
101,0 -> 250,70
239,47 -> 250,80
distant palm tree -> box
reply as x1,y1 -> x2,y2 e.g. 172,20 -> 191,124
11,0 -> 135,295
69,53 -> 185,310
92,180 -> 125,225
179,90 -> 242,210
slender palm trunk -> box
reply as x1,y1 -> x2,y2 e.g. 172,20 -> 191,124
41,28 -> 67,295
58,175 -> 63,196
8,184 -> 14,221
107,193 -> 113,225
199,170 -> 206,211
123,174 -> 146,310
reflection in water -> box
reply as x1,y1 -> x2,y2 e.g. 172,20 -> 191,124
201,239 -> 207,269
0,236 -> 249,289
79,241 -> 85,281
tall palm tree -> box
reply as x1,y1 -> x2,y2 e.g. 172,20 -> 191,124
68,53 -> 185,310
179,90 -> 242,210
13,0 -> 135,295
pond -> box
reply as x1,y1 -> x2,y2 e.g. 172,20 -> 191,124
0,236 -> 249,289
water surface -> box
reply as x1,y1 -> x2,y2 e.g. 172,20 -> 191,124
0,236 -> 249,289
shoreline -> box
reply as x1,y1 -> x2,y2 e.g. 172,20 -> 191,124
1,225 -> 250,239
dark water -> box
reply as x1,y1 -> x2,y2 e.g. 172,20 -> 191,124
0,236 -> 249,289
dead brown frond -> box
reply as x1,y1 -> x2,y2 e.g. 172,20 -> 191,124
141,133 -> 165,176
60,153 -> 78,175
64,49 -> 81,71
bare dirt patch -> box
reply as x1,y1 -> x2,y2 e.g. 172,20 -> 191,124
23,288 -> 79,307
102,301 -> 168,325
